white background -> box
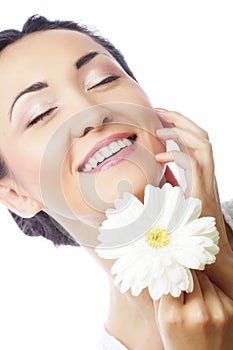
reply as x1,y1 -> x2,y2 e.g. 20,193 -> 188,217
0,1 -> 232,349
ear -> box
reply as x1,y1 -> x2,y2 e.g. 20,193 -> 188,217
0,183 -> 43,218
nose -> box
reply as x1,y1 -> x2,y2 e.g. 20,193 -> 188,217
82,116 -> 111,135
70,105 -> 113,138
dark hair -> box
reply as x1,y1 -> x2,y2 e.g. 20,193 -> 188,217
0,15 -> 136,247
0,153 -> 8,178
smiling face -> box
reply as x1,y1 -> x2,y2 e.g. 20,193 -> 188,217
0,29 -> 165,227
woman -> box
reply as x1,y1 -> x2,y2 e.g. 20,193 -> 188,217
0,15 -> 232,349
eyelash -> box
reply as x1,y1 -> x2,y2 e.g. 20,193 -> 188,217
27,75 -> 120,127
27,107 -> 57,128
87,75 -> 120,90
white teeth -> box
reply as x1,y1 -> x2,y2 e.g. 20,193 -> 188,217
89,157 -> 98,167
95,151 -> 105,163
117,140 -> 126,148
109,141 -> 121,153
84,163 -> 92,171
81,137 -> 135,172
124,139 -> 132,146
101,146 -> 112,158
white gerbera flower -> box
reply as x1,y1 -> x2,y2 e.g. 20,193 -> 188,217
95,183 -> 219,300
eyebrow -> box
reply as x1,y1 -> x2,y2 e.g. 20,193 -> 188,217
9,81 -> 48,122
9,51 -> 100,122
75,51 -> 99,69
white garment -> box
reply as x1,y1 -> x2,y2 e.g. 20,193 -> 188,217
96,200 -> 233,350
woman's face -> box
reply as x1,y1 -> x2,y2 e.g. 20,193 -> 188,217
0,29 -> 165,226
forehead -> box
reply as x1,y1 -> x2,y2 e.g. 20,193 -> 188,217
0,29 -> 107,98
0,29 -> 105,66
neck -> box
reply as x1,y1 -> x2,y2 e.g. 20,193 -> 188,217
105,277 -> 164,350
47,215 -> 166,349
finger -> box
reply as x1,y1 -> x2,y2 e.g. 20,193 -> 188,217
155,109 -> 209,140
213,282 -> 233,309
155,150 -> 202,197
156,127 -> 213,165
192,271 -> 217,301
193,271 -> 233,320
184,270 -> 204,304
194,271 -> 227,319
156,127 -> 215,188
154,291 -> 185,325
154,109 -> 175,128
155,150 -> 191,170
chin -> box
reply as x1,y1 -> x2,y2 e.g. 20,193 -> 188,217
90,160 -> 165,208
67,154 -> 165,221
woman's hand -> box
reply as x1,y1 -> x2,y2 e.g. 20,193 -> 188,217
154,271 -> 233,350
155,109 -> 233,298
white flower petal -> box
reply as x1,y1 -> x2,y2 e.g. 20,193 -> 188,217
114,256 -> 153,294
111,251 -> 141,274
171,233 -> 219,269
130,270 -> 153,296
143,184 -> 166,222
147,263 -> 194,300
206,244 -> 220,255
173,249 -> 205,269
148,279 -> 164,300
96,182 -> 219,300
131,285 -> 144,296
101,192 -> 144,229
120,277 -> 133,294
180,216 -> 216,235
97,213 -> 155,247
114,271 -> 124,286
157,184 -> 184,228
171,197 -> 202,231
186,268 -> 194,292
95,244 -> 130,259
158,185 -> 202,231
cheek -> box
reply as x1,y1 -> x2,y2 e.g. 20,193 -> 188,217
93,160 -> 164,204
4,145 -> 42,199
61,169 -> 99,218
94,79 -> 153,108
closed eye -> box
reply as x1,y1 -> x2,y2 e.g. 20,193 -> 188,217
87,75 -> 120,91
27,107 -> 58,128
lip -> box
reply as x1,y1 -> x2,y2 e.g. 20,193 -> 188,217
78,132 -> 137,173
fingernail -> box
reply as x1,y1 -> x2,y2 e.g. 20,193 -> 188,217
155,152 -> 167,162
156,128 -> 172,136
156,152 -> 174,162
156,111 -> 171,121
155,152 -> 171,161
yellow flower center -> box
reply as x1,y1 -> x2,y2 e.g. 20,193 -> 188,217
145,226 -> 170,249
